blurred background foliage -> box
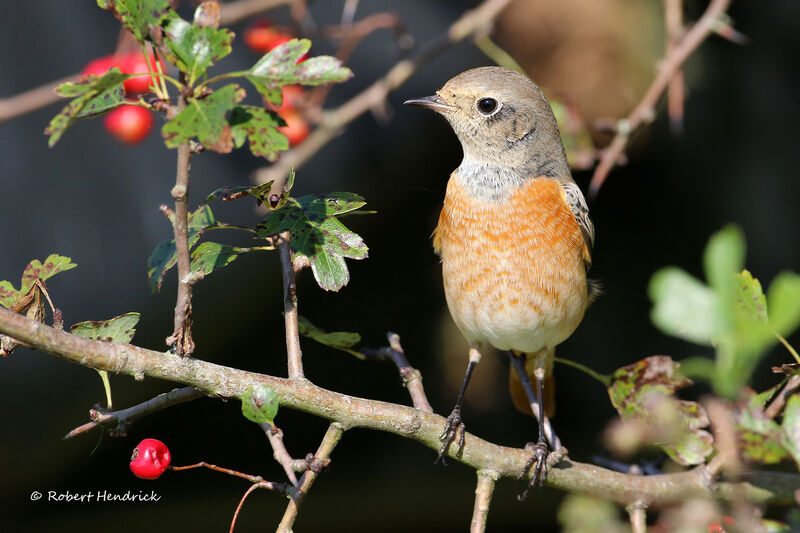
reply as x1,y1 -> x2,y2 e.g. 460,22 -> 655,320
1,1 -> 799,531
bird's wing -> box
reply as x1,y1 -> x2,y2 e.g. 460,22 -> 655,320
560,181 -> 594,269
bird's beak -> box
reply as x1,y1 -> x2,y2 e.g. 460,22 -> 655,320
403,94 -> 455,113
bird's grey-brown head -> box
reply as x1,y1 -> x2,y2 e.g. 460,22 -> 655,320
405,66 -> 570,181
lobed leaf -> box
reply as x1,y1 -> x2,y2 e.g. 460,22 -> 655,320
71,312 -> 140,343
768,271 -> 800,337
735,269 -> 768,323
734,392 -> 790,464
164,16 -> 233,84
162,84 -> 244,152
241,385 -> 279,424
190,242 -> 242,277
297,315 -> 361,355
0,255 -> 77,308
229,105 -> 288,161
246,39 -> 352,106
100,0 -> 171,42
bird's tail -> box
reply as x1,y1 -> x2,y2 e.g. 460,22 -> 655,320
508,347 -> 556,418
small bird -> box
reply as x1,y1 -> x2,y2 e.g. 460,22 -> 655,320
405,67 -> 594,492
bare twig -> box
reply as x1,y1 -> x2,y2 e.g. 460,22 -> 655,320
665,0 -> 685,134
259,422 -> 298,486
229,483 -> 262,533
589,0 -> 733,197
171,461 -> 291,494
1,307 -> 799,508
277,233 -> 304,379
627,502 -> 647,533
705,397 -> 742,478
765,374 -> 800,419
0,75 -> 75,124
63,386 -> 204,439
470,471 -> 498,533
277,422 -> 344,532
218,0 -> 294,27
360,332 -> 433,413
254,0 -> 514,193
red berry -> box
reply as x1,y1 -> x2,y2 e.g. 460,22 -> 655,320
243,19 -> 279,53
129,438 -> 171,480
103,105 -> 154,145
82,55 -> 122,77
277,107 -> 310,146
121,51 -> 164,94
277,85 -> 304,112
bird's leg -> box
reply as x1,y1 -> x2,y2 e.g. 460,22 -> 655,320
507,350 -> 560,498
436,347 -> 481,465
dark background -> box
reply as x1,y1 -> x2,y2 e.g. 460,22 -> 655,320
1,1 -> 799,531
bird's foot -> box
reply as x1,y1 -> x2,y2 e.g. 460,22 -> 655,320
435,406 -> 465,465
517,439 -> 549,500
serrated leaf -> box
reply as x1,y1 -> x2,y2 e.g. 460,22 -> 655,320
246,39 -> 352,106
649,267 -> 726,344
782,393 -> 800,469
735,269 -> 768,323
164,16 -> 233,84
162,84 -> 243,152
310,248 -> 349,291
229,105 -> 288,161
317,217 -> 368,260
0,255 -> 77,308
147,205 -> 216,293
71,312 -> 141,343
190,242 -> 242,276
608,356 -> 713,466
241,385 -> 278,424
45,69 -> 129,147
297,315 -> 361,354
102,0 -> 171,42
768,271 -> 800,337
734,392 -> 790,464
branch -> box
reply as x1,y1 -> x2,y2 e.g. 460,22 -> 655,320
664,0 -> 686,134
627,502 -> 647,533
589,0 -> 733,196
63,386 -> 204,439
1,307 -> 798,508
253,0 -> 514,192
218,0 -> 294,27
277,422 -> 344,532
765,374 -> 800,419
471,471 -> 497,533
277,234 -> 304,379
360,332 -> 433,413
259,422 -> 298,486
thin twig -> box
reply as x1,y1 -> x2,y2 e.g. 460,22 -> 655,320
705,397 -> 742,478
626,502 -> 647,533
665,0 -> 685,134
171,461 -> 291,494
229,483 -> 262,533
277,234 -> 304,379
2,307 -> 799,508
0,75 -> 75,124
253,0 -> 514,193
218,0 -> 294,27
589,0 -> 733,196
259,422 -> 299,486
359,332 -> 433,413
765,374 -> 800,419
63,386 -> 204,439
470,471 -> 498,533
277,422 -> 345,532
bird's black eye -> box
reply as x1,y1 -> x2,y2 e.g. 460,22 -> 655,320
476,97 -> 499,116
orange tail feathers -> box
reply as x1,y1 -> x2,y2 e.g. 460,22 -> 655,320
509,350 -> 556,418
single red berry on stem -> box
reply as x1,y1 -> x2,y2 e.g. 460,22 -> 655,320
278,107 -> 310,146
104,105 -> 154,145
130,438 -> 171,480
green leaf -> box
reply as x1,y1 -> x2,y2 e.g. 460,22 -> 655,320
229,105 -> 288,161
734,392 -> 790,464
246,39 -> 352,106
703,224 -> 745,298
256,193 -> 369,291
558,494 -> 626,533
101,0 -> 171,42
0,254 -> 77,308
768,271 -> 800,337
241,385 -> 278,424
162,84 -> 244,152
71,312 -> 140,343
45,69 -> 129,147
147,205 -> 216,293
297,315 -> 361,355
190,242 -> 242,276
649,267 -> 725,344
735,269 -> 769,323
781,393 -> 800,469
204,181 -> 274,205
164,17 -> 233,84
607,356 -> 713,466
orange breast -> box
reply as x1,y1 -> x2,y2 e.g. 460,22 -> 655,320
433,177 -> 588,353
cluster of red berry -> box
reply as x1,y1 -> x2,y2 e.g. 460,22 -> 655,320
82,51 -> 162,145
244,19 -> 310,146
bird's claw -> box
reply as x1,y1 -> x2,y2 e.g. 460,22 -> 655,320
435,407 -> 465,465
517,439 -> 549,500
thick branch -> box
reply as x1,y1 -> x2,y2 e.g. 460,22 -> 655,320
471,471 -> 497,533
63,386 -> 204,439
589,0 -> 732,196
253,0 -> 514,192
1,307 -> 798,508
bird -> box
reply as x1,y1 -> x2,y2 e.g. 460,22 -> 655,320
404,66 -> 595,493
